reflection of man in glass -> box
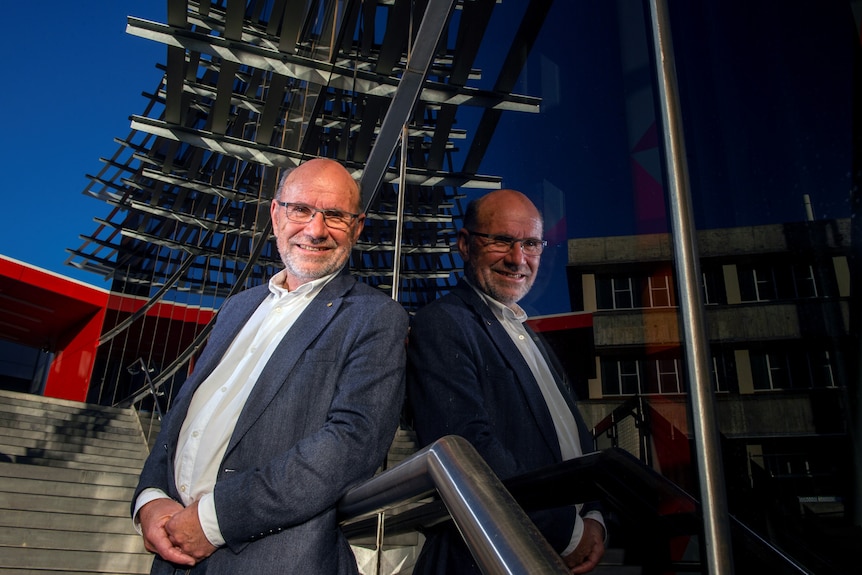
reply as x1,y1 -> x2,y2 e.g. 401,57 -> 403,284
132,158 -> 408,575
407,189 -> 606,574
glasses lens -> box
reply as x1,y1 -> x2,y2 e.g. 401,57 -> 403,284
284,204 -> 313,223
521,240 -> 544,255
485,239 -> 513,253
321,210 -> 351,230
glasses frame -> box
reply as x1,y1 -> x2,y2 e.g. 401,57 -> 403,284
465,230 -> 548,256
274,200 -> 360,230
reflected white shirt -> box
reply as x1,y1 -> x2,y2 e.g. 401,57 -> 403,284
468,280 -> 605,555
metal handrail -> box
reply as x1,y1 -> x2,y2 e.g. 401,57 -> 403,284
338,435 -> 569,575
125,357 -> 163,420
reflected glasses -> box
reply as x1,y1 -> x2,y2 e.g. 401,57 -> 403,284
275,200 -> 360,231
466,230 -> 547,256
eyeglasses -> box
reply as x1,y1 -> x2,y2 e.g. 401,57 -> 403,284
466,230 -> 547,256
275,200 -> 360,231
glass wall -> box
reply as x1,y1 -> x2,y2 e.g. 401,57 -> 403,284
452,0 -> 860,572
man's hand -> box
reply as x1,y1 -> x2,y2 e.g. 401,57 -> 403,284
562,518 -> 605,574
165,499 -> 218,562
138,499 -> 197,566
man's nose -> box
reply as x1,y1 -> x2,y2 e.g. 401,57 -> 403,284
305,211 -> 329,236
503,241 -> 527,265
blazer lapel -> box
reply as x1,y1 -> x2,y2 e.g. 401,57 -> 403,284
164,285 -> 270,440
454,281 -> 563,460
223,272 -> 354,455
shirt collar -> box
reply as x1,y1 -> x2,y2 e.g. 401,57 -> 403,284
463,277 -> 527,323
269,269 -> 340,298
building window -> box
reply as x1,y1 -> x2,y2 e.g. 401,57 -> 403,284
602,358 -> 641,395
648,274 -> 673,308
809,349 -> 836,388
650,358 -> 682,394
702,266 -> 727,305
738,261 -> 820,302
602,356 -> 684,396
750,351 -> 791,390
710,350 -> 737,393
596,271 -> 677,310
793,264 -> 818,298
613,277 -> 634,309
739,265 -> 777,302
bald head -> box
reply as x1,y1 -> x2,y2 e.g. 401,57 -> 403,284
277,158 -> 362,213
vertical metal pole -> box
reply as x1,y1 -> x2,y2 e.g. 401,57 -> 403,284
391,126 -> 408,301
389,0 -> 415,302
646,0 -> 734,573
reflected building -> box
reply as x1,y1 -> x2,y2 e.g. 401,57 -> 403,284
564,217 -> 855,568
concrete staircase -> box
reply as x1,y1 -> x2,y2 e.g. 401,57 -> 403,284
0,389 -> 153,574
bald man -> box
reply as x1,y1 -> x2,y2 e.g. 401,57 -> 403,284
133,159 -> 408,575
407,189 -> 606,574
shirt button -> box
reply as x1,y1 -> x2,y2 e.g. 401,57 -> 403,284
180,484 -> 187,493
221,386 -> 228,393
518,334 -> 525,340
192,431 -> 200,438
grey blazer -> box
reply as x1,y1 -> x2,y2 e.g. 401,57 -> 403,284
406,278 -> 597,574
134,270 -> 408,575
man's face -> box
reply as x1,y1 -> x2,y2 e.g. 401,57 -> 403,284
270,160 -> 364,291
459,191 -> 543,306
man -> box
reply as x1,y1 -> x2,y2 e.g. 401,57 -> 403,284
406,189 -> 606,574
132,158 -> 408,575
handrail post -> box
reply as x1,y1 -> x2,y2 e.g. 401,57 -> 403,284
339,436 -> 569,575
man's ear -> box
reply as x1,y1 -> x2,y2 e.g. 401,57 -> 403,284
352,214 -> 366,242
456,228 -> 470,258
270,200 -> 281,229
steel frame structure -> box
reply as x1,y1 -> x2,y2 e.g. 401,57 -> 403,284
65,0 -> 550,317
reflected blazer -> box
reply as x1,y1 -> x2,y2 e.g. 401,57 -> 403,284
133,270 -> 408,575
406,278 -> 597,574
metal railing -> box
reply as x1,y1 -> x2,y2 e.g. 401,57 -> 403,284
338,435 -> 570,575
125,357 -> 163,420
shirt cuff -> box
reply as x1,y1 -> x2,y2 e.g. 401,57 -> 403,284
561,510 -> 584,556
132,488 -> 171,534
560,507 -> 606,556
197,492 -> 226,547
583,510 -> 607,544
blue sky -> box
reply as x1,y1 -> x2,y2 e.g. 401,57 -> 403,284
0,2 -> 165,286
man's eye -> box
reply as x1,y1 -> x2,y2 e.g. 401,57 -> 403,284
523,240 -> 539,249
322,210 -> 346,220
290,205 -> 313,216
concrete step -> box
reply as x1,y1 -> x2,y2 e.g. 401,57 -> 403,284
0,430 -> 148,461
0,414 -> 144,449
0,390 -> 152,575
0,459 -> 140,488
0,547 -> 152,574
0,446 -> 148,475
